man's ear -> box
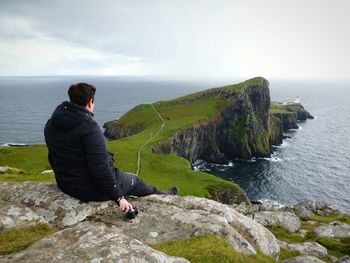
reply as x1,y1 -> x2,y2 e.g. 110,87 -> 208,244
86,98 -> 94,112
87,99 -> 93,107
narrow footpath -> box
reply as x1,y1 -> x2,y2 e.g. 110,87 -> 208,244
136,103 -> 165,176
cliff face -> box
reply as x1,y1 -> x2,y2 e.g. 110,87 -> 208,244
269,103 -> 314,145
152,78 -> 271,163
104,77 -> 314,165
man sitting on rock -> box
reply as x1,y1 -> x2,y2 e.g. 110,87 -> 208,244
44,82 -> 178,214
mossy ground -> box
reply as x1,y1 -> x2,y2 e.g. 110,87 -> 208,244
151,235 -> 275,263
0,223 -> 57,255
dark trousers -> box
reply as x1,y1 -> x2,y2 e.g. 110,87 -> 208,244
116,170 -> 161,197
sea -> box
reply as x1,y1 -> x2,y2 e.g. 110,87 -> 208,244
0,76 -> 349,213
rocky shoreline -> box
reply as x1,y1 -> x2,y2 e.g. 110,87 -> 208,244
0,182 -> 349,262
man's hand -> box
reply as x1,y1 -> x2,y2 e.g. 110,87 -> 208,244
118,198 -> 133,213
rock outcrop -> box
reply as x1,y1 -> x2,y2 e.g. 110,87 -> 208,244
0,182 -> 280,261
278,240 -> 328,257
269,103 -> 314,146
282,255 -> 327,263
313,221 -> 350,238
253,211 -> 301,233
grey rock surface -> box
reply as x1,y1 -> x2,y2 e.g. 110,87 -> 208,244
294,205 -> 312,220
253,211 -> 301,232
313,221 -> 350,238
135,195 -> 280,258
0,222 -> 189,263
0,182 -> 110,229
278,241 -> 328,257
295,200 -> 339,215
282,255 -> 327,263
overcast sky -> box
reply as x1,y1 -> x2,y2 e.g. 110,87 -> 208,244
0,0 -> 349,79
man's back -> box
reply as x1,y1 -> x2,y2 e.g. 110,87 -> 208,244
44,100 -> 116,201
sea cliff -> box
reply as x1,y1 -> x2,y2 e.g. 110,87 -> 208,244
104,77 -> 314,165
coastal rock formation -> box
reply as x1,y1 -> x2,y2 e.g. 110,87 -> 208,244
0,182 -> 280,260
104,77 -> 314,164
269,103 -> 314,146
152,78 -> 271,163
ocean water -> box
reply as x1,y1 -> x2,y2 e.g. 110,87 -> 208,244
0,77 -> 349,212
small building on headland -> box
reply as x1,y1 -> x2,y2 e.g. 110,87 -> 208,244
283,96 -> 300,105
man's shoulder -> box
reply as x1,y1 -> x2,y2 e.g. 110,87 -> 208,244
80,118 -> 102,135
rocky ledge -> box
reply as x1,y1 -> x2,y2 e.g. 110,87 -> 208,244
0,182 -> 279,262
1,183 -> 349,262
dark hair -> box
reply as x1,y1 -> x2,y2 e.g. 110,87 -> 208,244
68,83 -> 96,106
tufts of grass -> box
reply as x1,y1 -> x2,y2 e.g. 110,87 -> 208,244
278,248 -> 301,262
309,214 -> 350,224
267,226 -> 307,244
316,237 -> 350,258
150,235 -> 275,263
0,223 -> 57,255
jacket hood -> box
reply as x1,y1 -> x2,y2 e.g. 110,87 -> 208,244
50,101 -> 93,131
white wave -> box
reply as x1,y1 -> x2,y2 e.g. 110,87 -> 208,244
259,199 -> 286,208
193,166 -> 200,171
264,156 -> 283,162
275,141 -> 289,148
219,162 -> 234,167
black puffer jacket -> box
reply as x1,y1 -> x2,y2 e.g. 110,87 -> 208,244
44,101 -> 123,202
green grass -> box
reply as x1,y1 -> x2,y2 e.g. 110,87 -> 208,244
103,95 -> 245,198
269,102 -> 290,114
278,248 -> 301,262
0,145 -> 54,182
0,223 -> 57,255
309,213 -> 350,224
151,235 -> 275,263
